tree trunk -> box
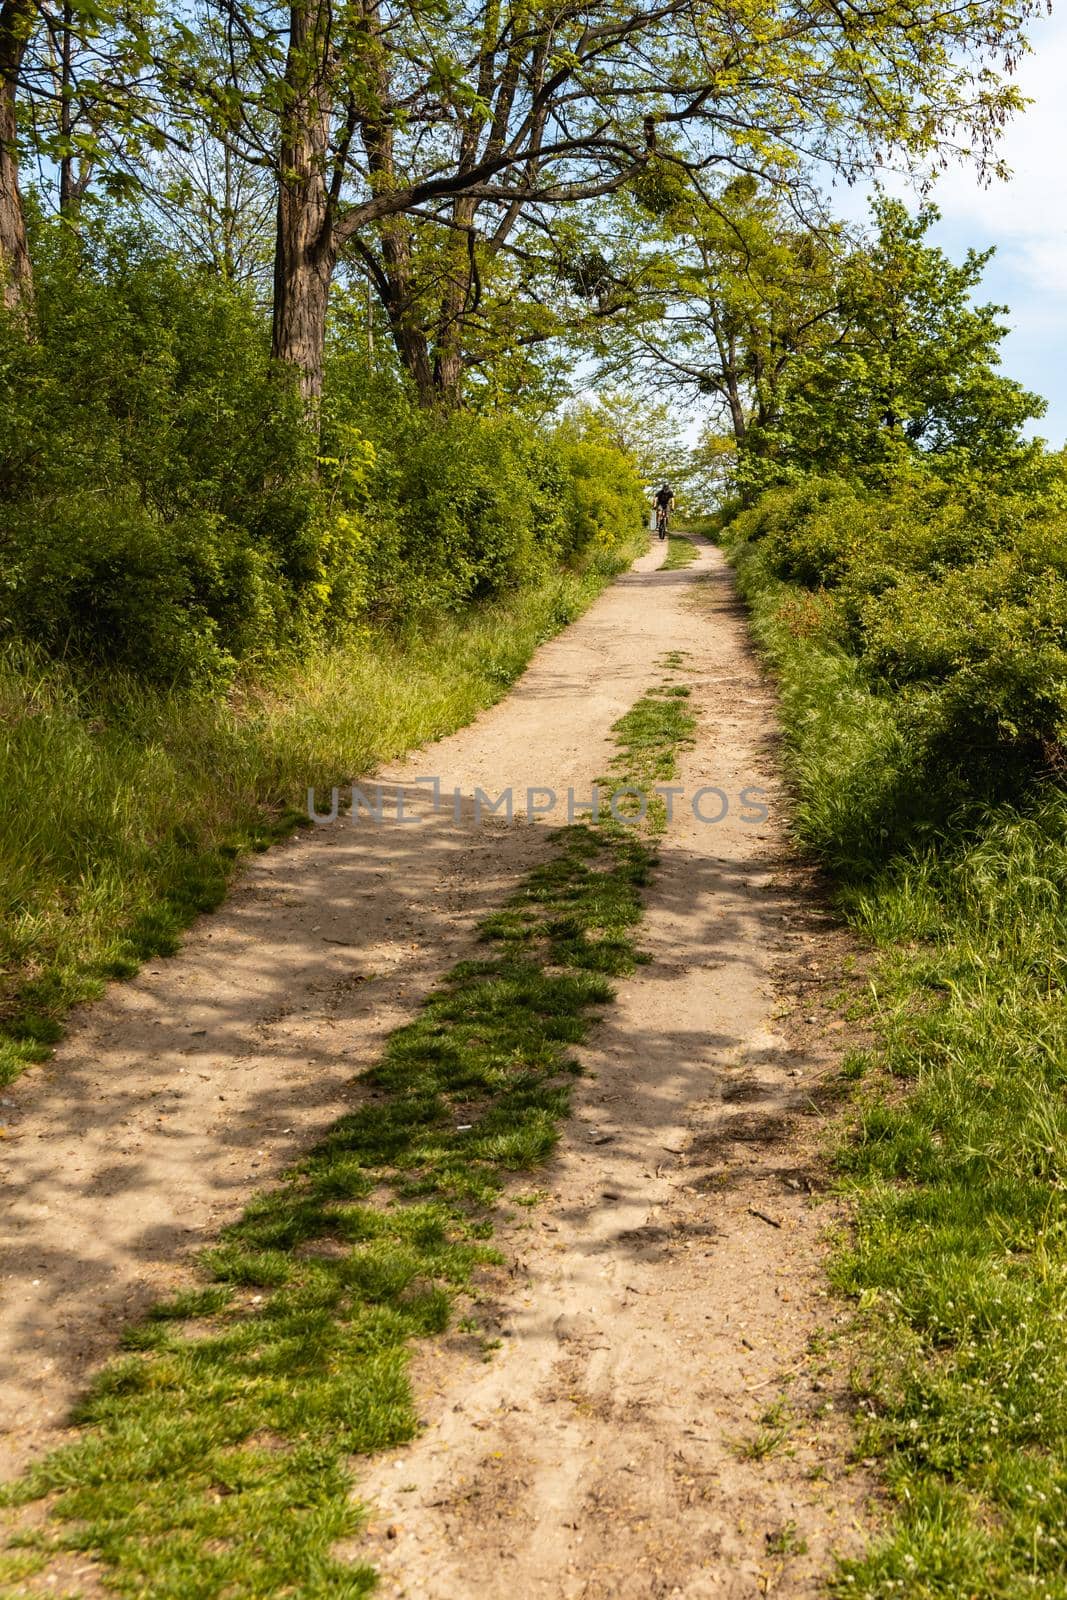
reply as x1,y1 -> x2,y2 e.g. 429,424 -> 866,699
432,345 -> 464,410
355,15 -> 439,409
377,219 -> 435,405
0,0 -> 32,315
270,0 -> 335,402
430,197 -> 477,410
725,377 -> 747,446
272,204 -> 334,401
391,309 -> 435,406
58,0 -> 75,213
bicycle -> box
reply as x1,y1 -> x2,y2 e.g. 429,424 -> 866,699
656,505 -> 670,541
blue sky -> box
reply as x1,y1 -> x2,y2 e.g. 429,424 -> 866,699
833,9 -> 1067,447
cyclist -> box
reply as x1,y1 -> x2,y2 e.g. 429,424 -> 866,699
654,483 -> 675,540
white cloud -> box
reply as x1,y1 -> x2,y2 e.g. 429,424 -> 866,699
828,15 -> 1067,440
929,12 -> 1067,289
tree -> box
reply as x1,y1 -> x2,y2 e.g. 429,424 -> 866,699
194,0 -> 1043,405
0,0 -> 33,308
600,187 -> 1044,497
1,0 -> 159,311
131,12 -> 276,289
568,389 -> 689,486
133,121 -> 276,289
597,174 -> 845,457
766,197 -> 1045,480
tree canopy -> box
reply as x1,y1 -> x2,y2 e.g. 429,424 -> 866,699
0,0 -> 1049,402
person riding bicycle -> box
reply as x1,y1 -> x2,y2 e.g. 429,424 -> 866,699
654,483 -> 675,539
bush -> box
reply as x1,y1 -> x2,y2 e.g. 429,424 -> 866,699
367,415 -> 555,615
0,494 -> 240,684
0,220 -> 316,683
0,218 -> 644,685
728,469 -> 1067,777
557,438 -> 646,559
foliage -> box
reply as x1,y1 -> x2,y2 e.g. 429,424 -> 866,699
603,189 -> 1045,503
354,415 -> 565,616
0,217 -> 644,685
565,390 -> 690,489
727,467 -> 1067,789
605,173 -> 843,456
552,431 -> 648,557
761,199 -> 1045,487
172,0 -> 1048,401
0,217 -> 316,682
13,0 -> 161,214
3,0 -> 1048,404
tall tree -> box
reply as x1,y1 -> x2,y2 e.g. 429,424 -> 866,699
1,0 -> 158,310
766,197 -> 1045,480
598,173 -> 844,454
134,120 -> 276,288
197,0 -> 1044,405
0,0 -> 33,309
133,10 -> 276,288
570,388 -> 689,485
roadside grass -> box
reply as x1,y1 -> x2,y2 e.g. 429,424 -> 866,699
722,522 -> 1067,1599
0,675 -> 696,1598
660,532 -> 699,571
0,545 -> 639,1088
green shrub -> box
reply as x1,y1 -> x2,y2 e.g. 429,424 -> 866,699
557,438 -> 646,558
730,470 -> 1067,779
723,484 -> 1067,1600
0,220 -> 317,682
376,415 -> 548,613
0,218 -> 644,683
0,492 -> 289,684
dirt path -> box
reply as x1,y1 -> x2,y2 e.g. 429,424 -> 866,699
0,539 -> 871,1592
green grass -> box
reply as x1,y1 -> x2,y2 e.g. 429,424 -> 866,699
734,1397 -> 795,1463
0,675 -> 696,1598
0,546 -> 639,1087
766,1520 -> 809,1558
659,531 -> 699,571
721,520 -> 1067,1600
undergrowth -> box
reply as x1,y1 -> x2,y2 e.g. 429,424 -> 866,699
0,674 -> 695,1598
722,517 -> 1067,1600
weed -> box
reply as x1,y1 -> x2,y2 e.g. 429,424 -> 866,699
766,1520 -> 809,1557
660,534 -> 700,572
736,1424 -> 793,1463
734,1398 -> 794,1462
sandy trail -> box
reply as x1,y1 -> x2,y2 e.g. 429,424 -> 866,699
353,548 -> 871,1597
0,538 -> 870,1593
0,540 -> 696,1468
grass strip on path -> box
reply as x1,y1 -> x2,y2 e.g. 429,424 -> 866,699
659,531 -> 700,571
722,520 -> 1067,1600
1,674 -> 695,1599
0,547 -> 639,1088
